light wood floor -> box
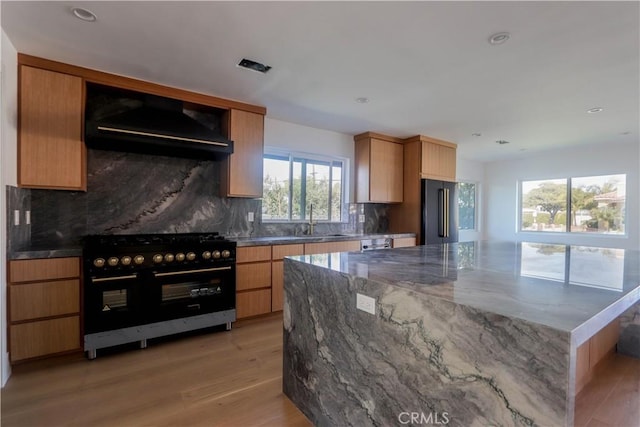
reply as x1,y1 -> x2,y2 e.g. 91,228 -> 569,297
1,313 -> 638,427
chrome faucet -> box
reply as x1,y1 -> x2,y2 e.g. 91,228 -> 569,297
308,203 -> 315,235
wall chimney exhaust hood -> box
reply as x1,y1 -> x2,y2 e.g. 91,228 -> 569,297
85,85 -> 233,160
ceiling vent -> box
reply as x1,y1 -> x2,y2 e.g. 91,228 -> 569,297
237,58 -> 272,74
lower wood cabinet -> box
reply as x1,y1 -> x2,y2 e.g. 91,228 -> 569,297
304,240 -> 361,255
392,237 -> 416,248
8,257 -> 81,362
575,318 -> 620,394
271,244 -> 305,312
236,246 -> 272,319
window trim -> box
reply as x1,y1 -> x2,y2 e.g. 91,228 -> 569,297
262,147 -> 349,223
518,174 -> 627,237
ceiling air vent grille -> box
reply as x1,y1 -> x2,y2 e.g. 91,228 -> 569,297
237,58 -> 271,74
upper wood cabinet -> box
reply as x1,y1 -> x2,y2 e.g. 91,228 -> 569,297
18,66 -> 86,190
354,132 -> 403,203
419,136 -> 457,182
221,109 -> 265,198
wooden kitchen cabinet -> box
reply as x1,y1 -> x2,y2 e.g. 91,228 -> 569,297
8,257 -> 81,362
420,137 -> 457,182
221,109 -> 265,198
235,246 -> 272,318
18,65 -> 86,190
304,240 -> 361,255
354,132 -> 403,203
271,244 -> 305,312
575,318 -> 621,394
392,237 -> 416,248
388,135 -> 457,236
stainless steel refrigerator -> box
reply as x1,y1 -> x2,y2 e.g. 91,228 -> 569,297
421,179 -> 459,244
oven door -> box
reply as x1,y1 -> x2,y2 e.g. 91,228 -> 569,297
149,265 -> 236,322
84,273 -> 142,334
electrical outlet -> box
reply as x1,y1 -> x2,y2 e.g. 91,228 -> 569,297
358,214 -> 365,223
247,212 -> 254,222
356,293 -> 376,315
25,210 -> 31,225
14,210 -> 20,226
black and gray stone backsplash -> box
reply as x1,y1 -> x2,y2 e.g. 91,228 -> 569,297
6,149 -> 389,254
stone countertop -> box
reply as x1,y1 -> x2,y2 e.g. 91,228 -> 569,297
283,240 -> 640,426
6,233 -> 416,259
287,240 -> 640,346
232,233 -> 415,247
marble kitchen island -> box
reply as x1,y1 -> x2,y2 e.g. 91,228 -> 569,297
282,241 -> 640,427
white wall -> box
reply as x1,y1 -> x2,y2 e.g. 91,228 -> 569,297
484,141 -> 639,249
457,157 -> 485,242
264,117 -> 355,201
1,27 -> 18,387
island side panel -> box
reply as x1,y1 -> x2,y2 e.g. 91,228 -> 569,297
283,258 -> 573,427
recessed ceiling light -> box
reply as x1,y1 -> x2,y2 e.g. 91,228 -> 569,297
587,107 -> 603,113
71,7 -> 97,22
496,140 -> 510,145
488,32 -> 510,45
355,97 -> 369,104
471,132 -> 482,137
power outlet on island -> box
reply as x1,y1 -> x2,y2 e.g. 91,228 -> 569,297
356,293 -> 376,315
247,212 -> 254,222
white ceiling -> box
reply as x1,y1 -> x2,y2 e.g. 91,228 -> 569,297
2,1 -> 639,162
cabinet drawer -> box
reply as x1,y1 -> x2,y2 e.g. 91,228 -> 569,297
272,244 -> 305,260
392,237 -> 416,248
9,257 -> 80,283
10,279 -> 80,322
236,246 -> 271,263
236,289 -> 271,319
236,262 -> 272,291
10,316 -> 80,362
305,241 -> 361,255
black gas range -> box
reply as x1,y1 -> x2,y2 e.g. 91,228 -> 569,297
83,233 -> 236,359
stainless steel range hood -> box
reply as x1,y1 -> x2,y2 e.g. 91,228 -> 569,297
85,94 -> 233,159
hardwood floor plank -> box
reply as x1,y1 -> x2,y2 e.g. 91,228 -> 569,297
2,312 -> 637,427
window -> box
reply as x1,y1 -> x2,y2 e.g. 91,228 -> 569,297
262,150 -> 345,222
520,174 -> 626,235
458,182 -> 477,230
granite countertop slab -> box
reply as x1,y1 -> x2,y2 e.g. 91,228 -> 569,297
232,232 -> 415,247
8,246 -> 83,260
7,233 -> 416,259
287,240 -> 640,346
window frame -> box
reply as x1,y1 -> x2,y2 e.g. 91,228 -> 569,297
518,174 -> 627,237
457,181 -> 478,231
262,147 -> 349,223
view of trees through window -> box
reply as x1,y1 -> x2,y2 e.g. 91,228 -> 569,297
263,152 -> 343,222
458,182 -> 476,230
521,174 -> 625,234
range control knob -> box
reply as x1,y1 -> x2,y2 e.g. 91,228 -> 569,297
164,253 -> 175,262
202,251 -> 212,260
134,255 -> 145,265
175,253 -> 185,262
212,250 -> 221,259
121,256 -> 132,266
93,258 -> 106,268
221,250 -> 231,258
186,252 -> 196,261
107,257 -> 119,267
153,254 -> 164,264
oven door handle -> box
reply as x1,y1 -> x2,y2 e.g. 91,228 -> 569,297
91,274 -> 138,283
154,266 -> 232,278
